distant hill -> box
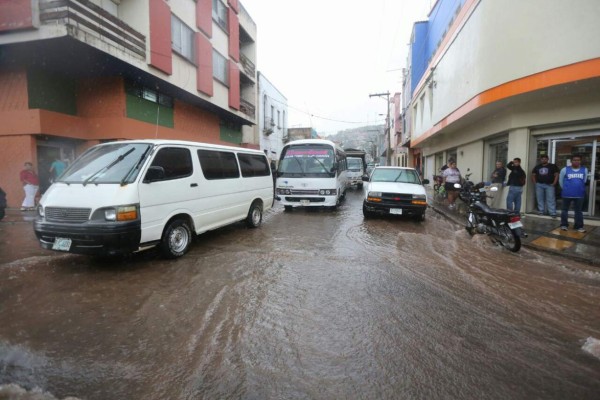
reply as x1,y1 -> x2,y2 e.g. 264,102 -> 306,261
325,125 -> 384,153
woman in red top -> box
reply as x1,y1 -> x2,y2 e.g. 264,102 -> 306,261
19,162 -> 39,211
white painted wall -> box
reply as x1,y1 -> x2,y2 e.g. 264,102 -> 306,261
257,72 -> 287,162
413,0 -> 600,141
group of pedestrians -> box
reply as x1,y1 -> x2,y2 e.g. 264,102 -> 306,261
439,154 -> 589,232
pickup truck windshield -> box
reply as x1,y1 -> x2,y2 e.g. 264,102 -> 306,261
58,143 -> 153,184
348,158 -> 363,171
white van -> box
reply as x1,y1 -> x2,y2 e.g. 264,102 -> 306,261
34,140 -> 274,258
275,139 -> 348,210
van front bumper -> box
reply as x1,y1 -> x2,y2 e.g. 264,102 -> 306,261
34,219 -> 141,256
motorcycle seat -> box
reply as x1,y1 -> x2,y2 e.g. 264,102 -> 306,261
473,202 -> 517,216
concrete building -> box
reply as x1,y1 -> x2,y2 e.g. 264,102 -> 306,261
402,0 -> 600,217
257,72 -> 287,163
0,0 -> 257,207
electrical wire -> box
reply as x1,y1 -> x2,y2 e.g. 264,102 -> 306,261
264,94 -> 386,125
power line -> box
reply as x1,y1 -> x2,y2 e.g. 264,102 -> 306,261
264,94 -> 386,125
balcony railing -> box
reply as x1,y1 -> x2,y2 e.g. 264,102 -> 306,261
239,53 -> 256,78
39,0 -> 146,59
240,98 -> 255,119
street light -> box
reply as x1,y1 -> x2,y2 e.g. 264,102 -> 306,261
369,91 -> 391,166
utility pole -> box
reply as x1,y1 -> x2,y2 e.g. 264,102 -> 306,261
369,91 -> 391,166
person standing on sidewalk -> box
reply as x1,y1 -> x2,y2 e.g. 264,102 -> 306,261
532,155 -> 559,217
559,155 -> 588,233
489,161 -> 506,208
19,162 -> 39,211
506,158 -> 526,213
442,159 -> 461,210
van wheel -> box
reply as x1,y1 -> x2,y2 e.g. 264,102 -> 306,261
246,202 -> 262,228
160,219 -> 192,259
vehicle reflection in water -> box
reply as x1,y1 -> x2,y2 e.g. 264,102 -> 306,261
0,189 -> 599,399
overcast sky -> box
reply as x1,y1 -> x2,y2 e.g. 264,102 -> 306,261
241,0 -> 433,136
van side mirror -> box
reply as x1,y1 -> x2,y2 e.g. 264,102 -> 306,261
422,179 -> 430,185
143,166 -> 165,183
330,162 -> 338,172
362,175 -> 370,182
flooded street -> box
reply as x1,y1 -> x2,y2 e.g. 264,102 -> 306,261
1,189 -> 599,399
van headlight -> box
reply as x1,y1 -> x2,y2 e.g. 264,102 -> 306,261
93,205 -> 139,222
38,205 -> 45,217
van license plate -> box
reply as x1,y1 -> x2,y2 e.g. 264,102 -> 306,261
300,200 -> 310,206
508,221 -> 523,229
390,208 -> 403,215
52,238 -> 72,251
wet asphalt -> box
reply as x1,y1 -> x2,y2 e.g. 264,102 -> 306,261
0,188 -> 599,399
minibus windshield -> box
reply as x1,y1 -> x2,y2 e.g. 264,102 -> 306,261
58,143 -> 153,184
278,144 -> 335,177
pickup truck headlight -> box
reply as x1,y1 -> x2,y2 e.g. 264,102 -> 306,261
411,194 -> 427,205
367,191 -> 382,202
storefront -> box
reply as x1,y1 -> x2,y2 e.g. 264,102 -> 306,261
534,132 -> 600,218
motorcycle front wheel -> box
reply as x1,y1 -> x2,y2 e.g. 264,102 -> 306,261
497,225 -> 521,252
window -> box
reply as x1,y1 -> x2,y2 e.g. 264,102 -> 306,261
125,83 -> 174,108
238,154 -> 270,177
213,50 -> 228,85
171,15 -> 195,63
197,150 -> 239,180
150,148 -> 193,180
488,140 -> 508,179
212,0 -> 228,31
277,110 -> 281,128
270,105 -> 275,126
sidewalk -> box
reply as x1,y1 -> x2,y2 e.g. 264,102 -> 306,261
427,189 -> 600,266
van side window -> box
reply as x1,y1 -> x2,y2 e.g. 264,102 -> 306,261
238,154 -> 270,177
197,150 -> 240,180
150,147 -> 193,180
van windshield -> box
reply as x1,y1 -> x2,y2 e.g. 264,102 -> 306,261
278,144 -> 335,177
58,143 -> 153,184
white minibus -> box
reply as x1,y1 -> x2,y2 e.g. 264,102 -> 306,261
34,140 -> 273,258
275,139 -> 348,210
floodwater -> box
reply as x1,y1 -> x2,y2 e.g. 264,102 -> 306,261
1,189 -> 599,399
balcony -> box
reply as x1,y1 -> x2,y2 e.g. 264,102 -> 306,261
39,0 -> 146,59
239,53 -> 256,79
240,98 -> 255,119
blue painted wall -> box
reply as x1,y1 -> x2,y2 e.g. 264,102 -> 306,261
410,0 -> 465,95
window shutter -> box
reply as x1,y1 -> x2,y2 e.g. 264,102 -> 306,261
149,0 -> 172,75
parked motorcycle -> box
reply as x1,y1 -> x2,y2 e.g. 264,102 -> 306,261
456,173 -> 523,252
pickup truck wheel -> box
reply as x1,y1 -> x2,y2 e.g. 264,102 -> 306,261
160,219 -> 192,259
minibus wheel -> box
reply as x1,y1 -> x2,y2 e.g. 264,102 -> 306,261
160,219 -> 192,258
246,202 -> 263,228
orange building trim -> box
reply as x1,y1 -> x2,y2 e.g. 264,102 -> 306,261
411,57 -> 600,147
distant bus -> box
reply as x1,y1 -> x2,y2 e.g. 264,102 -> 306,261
275,139 -> 348,210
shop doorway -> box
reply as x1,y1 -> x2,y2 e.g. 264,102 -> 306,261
537,135 -> 599,217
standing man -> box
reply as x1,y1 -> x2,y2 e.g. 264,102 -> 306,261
559,155 -> 588,233
19,162 -> 40,211
532,155 -> 559,217
489,161 -> 506,208
506,157 -> 526,213
49,156 -> 67,182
